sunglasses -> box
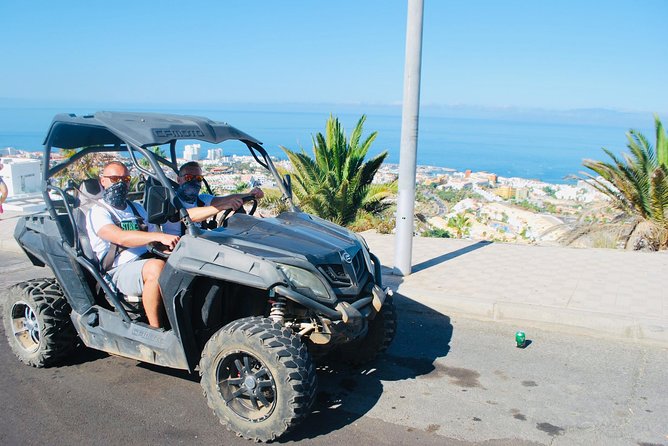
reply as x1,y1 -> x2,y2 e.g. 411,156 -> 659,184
182,174 -> 204,182
101,175 -> 131,184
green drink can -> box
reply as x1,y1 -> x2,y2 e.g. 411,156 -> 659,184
515,331 -> 526,348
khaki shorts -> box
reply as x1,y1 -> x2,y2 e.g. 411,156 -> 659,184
107,259 -> 150,300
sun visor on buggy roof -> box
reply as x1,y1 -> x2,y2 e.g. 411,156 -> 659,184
42,111 -> 263,149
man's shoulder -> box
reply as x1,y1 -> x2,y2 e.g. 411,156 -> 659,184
89,202 -> 109,215
91,202 -> 143,218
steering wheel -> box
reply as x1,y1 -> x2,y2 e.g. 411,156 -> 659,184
216,195 -> 258,228
146,241 -> 171,259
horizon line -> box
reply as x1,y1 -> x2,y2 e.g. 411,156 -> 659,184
0,97 -> 663,117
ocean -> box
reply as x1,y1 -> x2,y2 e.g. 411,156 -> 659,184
0,104 -> 656,184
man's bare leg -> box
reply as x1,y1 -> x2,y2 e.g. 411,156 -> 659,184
141,259 -> 166,328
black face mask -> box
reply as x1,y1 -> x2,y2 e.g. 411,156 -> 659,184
176,180 -> 202,203
103,181 -> 129,209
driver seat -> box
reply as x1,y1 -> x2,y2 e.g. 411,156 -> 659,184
75,179 -> 144,313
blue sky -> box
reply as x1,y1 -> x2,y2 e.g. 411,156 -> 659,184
1,0 -> 666,113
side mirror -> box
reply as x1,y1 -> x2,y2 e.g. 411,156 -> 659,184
145,186 -> 177,225
283,174 -> 293,199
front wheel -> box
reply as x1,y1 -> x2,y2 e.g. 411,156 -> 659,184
199,316 -> 317,442
2,278 -> 79,367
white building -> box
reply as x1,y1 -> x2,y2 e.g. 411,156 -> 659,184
184,144 -> 201,161
1,158 -> 42,197
207,148 -> 223,160
1,157 -> 46,212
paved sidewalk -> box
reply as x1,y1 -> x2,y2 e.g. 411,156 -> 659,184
1,210 -> 666,345
0,210 -> 24,253
362,231 -> 668,346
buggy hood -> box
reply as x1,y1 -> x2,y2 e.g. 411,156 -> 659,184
201,212 -> 363,264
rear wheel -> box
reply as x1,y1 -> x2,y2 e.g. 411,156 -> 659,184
2,278 -> 78,367
199,316 -> 317,441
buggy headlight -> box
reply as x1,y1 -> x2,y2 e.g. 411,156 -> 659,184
278,264 -> 332,302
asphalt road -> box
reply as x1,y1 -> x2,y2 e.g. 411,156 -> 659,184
0,251 -> 666,446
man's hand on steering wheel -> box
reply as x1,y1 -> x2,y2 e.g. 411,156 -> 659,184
217,195 -> 259,227
248,187 -> 264,200
147,233 -> 180,259
227,196 -> 244,212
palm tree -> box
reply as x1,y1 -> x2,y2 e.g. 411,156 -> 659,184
281,115 -> 393,227
447,213 -> 472,238
259,188 -> 291,215
55,148 -> 111,186
139,146 -> 167,169
581,114 -> 668,249
232,182 -> 248,193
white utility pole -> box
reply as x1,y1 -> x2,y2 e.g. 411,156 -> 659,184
394,0 -> 424,276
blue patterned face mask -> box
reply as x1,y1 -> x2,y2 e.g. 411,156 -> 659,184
177,180 -> 202,203
103,181 -> 129,209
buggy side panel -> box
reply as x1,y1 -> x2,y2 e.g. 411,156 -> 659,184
14,213 -> 96,314
70,307 -> 189,369
157,263 -> 200,370
13,216 -> 46,267
158,263 -> 270,372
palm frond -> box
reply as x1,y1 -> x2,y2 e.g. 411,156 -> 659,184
655,113 -> 668,168
581,115 -> 668,249
649,167 -> 668,223
280,115 -> 394,227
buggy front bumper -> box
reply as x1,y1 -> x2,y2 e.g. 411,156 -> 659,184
273,284 -> 391,323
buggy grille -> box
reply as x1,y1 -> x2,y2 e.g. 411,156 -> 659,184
318,264 -> 351,286
351,250 -> 366,282
317,249 -> 369,288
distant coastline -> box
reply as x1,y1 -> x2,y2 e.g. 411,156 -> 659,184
0,104 -> 657,184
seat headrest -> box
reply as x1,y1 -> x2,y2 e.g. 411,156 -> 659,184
79,178 -> 103,199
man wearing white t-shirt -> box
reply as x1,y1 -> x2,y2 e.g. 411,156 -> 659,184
161,161 -> 264,236
87,161 -> 180,328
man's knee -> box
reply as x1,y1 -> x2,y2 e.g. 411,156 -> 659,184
142,259 -> 165,282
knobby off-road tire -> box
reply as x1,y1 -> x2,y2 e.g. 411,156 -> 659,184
199,316 -> 317,442
2,278 -> 78,367
333,293 -> 397,366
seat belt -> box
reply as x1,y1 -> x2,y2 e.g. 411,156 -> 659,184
99,201 -> 148,272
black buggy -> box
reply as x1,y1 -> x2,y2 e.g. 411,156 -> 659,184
2,112 -> 396,441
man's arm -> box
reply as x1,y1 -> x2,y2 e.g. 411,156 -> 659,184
97,224 -> 180,250
186,195 -> 244,222
186,188 -> 264,222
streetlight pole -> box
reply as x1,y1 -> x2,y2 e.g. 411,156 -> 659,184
395,0 -> 424,276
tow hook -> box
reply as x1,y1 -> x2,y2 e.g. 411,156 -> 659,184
335,301 -> 362,323
372,285 -> 392,312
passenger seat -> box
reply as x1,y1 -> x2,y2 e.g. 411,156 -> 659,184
74,178 -> 103,263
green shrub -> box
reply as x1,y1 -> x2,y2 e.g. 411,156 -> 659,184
422,228 -> 451,238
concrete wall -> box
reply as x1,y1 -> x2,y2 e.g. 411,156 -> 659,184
0,158 -> 43,197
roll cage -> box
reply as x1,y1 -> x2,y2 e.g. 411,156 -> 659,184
42,111 -> 296,236
37,111 -> 298,324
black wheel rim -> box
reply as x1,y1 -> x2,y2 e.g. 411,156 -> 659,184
10,300 -> 41,353
216,350 -> 277,422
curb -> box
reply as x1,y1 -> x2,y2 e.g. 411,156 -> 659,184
392,282 -> 668,347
